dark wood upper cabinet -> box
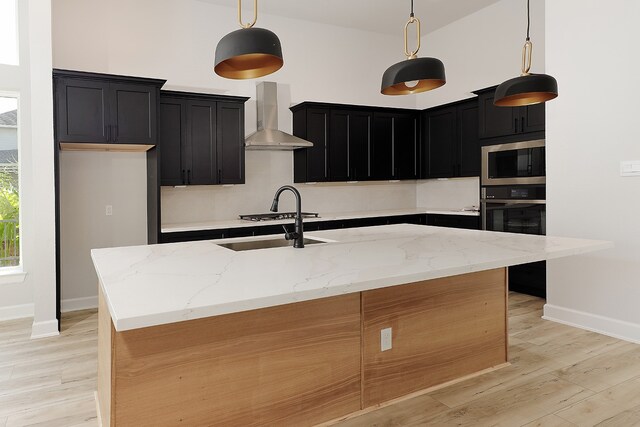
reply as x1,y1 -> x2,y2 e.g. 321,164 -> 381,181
476,86 -> 545,140
458,102 -> 480,177
393,114 -> 418,180
371,113 -> 394,180
159,97 -> 186,186
159,91 -> 248,186
109,83 -> 157,144
53,70 -> 164,145
422,99 -> 480,179
329,110 -> 349,182
293,103 -> 415,183
425,106 -> 457,178
217,102 -> 245,184
348,111 -> 372,181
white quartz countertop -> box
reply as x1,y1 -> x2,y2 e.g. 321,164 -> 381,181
161,208 -> 479,233
92,224 -> 611,332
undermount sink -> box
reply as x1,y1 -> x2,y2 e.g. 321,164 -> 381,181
219,237 -> 327,252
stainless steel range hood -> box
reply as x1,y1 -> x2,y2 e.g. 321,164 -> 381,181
245,82 -> 313,150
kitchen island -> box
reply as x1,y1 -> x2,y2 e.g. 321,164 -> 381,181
92,224 -> 611,426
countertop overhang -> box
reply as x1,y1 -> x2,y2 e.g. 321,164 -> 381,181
92,224 -> 612,331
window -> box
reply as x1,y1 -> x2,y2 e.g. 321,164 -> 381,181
0,96 -> 19,267
0,0 -> 19,66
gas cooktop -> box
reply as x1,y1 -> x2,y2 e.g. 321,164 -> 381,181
239,212 -> 320,222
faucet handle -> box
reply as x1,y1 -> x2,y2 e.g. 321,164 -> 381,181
282,225 -> 298,241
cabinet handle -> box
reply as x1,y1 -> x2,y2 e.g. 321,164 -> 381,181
113,125 -> 118,142
217,169 -> 221,183
187,169 -> 191,185
515,117 -> 519,133
106,125 -> 110,142
521,116 -> 525,133
181,169 -> 186,184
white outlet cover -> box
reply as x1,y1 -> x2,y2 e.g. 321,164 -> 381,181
381,327 -> 392,352
620,160 -> 640,177
106,205 -> 113,216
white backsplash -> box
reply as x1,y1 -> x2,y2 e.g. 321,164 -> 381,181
416,177 -> 480,210
161,151 -> 418,224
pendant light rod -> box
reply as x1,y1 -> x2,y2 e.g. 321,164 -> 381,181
493,0 -> 558,107
238,0 -> 258,29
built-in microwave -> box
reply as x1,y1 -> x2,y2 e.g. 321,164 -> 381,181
481,139 -> 545,186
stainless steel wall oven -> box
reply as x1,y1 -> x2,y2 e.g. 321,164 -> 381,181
481,140 -> 546,298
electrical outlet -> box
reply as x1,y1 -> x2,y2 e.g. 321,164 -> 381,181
380,327 -> 392,352
105,205 -> 113,216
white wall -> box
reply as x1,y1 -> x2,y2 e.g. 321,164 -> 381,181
544,1 -> 640,343
0,0 -> 58,338
59,152 -> 147,309
416,0 -> 545,109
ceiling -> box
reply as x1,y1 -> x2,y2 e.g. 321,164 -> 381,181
199,0 -> 503,35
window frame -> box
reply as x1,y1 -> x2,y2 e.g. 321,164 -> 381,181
0,90 -> 24,283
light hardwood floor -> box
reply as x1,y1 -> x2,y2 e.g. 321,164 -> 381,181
1,293 -> 639,426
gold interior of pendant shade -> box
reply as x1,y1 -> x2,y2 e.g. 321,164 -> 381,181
382,78 -> 445,96
494,91 -> 557,107
214,53 -> 284,79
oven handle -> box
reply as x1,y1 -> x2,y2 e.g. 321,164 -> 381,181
480,199 -> 546,205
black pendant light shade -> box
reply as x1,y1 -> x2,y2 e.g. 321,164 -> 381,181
214,0 -> 283,79
494,73 -> 558,107
381,57 -> 445,95
381,0 -> 445,96
494,0 -> 557,107
214,27 -> 283,79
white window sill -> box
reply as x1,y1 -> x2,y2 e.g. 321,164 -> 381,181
0,268 -> 27,285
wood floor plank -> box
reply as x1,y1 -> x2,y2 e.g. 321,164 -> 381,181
550,343 -> 640,392
5,396 -> 98,427
555,377 -> 640,426
522,414 -> 578,427
421,374 -> 593,426
427,340 -> 566,408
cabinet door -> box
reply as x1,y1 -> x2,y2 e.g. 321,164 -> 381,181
478,92 -> 517,139
305,108 -> 329,182
110,83 -> 157,144
349,111 -> 372,181
55,78 -> 110,143
426,106 -> 457,178
159,97 -> 187,186
372,113 -> 394,180
329,110 -> 350,181
458,101 -> 480,177
186,100 -> 217,185
217,102 -> 245,184
522,103 -> 545,133
394,114 -> 418,180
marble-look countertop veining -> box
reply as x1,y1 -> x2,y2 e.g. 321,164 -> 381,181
161,207 -> 479,233
92,224 -> 611,332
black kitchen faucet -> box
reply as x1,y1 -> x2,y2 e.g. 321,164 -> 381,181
270,185 -> 304,248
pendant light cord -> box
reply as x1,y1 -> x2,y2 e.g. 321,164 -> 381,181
410,0 -> 414,18
526,0 -> 530,41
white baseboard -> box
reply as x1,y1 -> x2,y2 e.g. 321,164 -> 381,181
61,295 -> 98,312
543,304 -> 640,344
0,302 -> 34,321
31,319 -> 59,339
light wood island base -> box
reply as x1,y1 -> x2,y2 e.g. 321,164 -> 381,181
98,268 -> 508,426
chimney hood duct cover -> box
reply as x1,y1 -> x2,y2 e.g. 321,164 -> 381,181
245,82 -> 313,150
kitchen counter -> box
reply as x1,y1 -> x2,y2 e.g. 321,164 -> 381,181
161,207 -> 479,233
94,224 -> 611,426
92,224 -> 609,332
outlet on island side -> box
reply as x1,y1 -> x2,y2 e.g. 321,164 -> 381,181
380,327 -> 392,352
105,205 -> 113,216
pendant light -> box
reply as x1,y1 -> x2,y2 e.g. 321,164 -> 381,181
494,0 -> 557,107
214,0 -> 283,79
381,0 -> 445,96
